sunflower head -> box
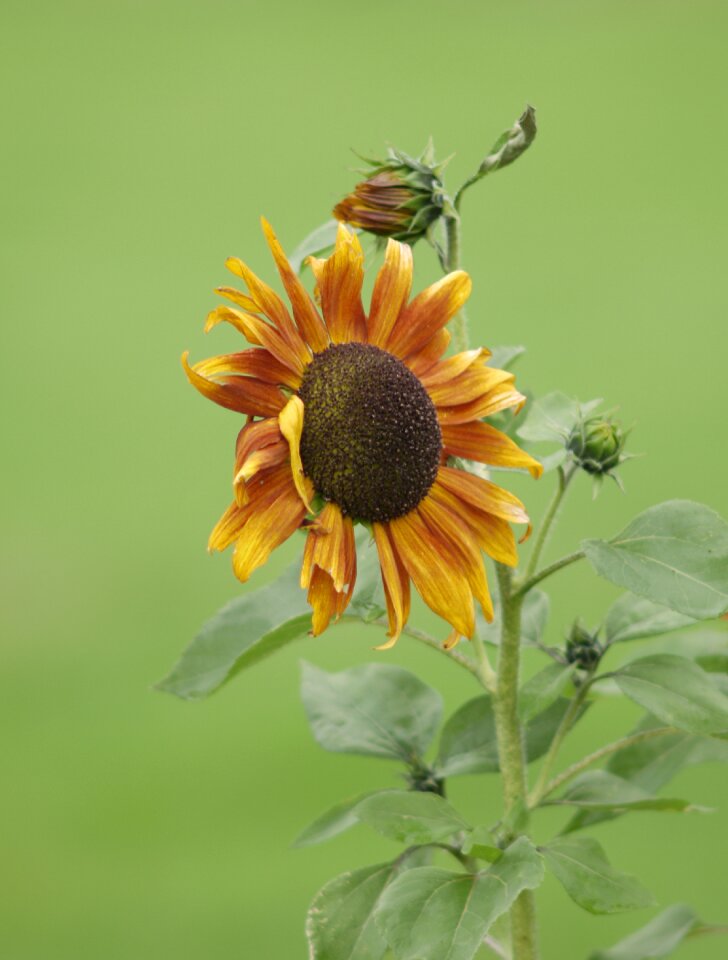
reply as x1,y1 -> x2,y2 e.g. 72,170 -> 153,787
183,220 -> 541,648
333,145 -> 447,244
567,416 -> 627,476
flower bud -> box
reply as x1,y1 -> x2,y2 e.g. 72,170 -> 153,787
565,620 -> 602,671
567,417 -> 626,476
333,146 -> 447,244
405,763 -> 445,796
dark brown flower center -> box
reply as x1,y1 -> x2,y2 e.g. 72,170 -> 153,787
298,342 -> 441,522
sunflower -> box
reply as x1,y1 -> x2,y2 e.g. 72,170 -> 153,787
183,220 -> 541,648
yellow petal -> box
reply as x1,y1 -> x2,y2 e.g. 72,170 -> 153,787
278,395 -> 314,513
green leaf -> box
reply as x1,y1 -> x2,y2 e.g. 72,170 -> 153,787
488,345 -> 526,371
476,589 -> 549,647
583,500 -> 728,620
307,857 -> 417,960
436,695 -> 575,777
478,105 -> 538,176
589,904 -> 704,960
543,836 -> 654,914
347,530 -> 387,622
605,593 -> 697,645
374,837 -> 544,960
156,563 -> 310,700
519,663 -> 575,722
461,826 -> 502,862
551,771 -> 699,816
293,792 -> 377,848
356,790 -> 470,845
300,662 -> 443,763
613,654 -> 728,736
288,219 -> 348,274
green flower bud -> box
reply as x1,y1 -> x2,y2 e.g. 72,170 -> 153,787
405,763 -> 445,797
333,144 -> 447,244
567,417 -> 626,476
565,620 -> 602,670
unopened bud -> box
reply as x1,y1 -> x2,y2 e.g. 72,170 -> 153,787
566,620 -> 602,671
568,417 -> 626,476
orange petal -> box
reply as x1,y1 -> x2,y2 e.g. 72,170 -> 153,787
436,385 -> 527,425
278,395 -> 314,512
192,348 -> 302,389
388,510 -> 475,638
373,522 -> 411,648
441,421 -> 543,479
204,305 -> 263,344
429,481 -> 518,567
437,466 -> 530,526
300,503 -> 357,635
418,348 -> 487,388
182,351 -> 286,417
405,328 -> 452,378
367,239 -> 413,348
232,481 -> 306,582
225,255 -> 311,368
388,271 -> 472,358
206,305 -> 305,378
427,364 -> 514,408
260,218 -> 330,353
215,286 -> 261,314
208,502 -> 248,552
311,224 -> 367,343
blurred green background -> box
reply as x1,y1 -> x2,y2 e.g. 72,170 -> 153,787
2,0 -> 727,957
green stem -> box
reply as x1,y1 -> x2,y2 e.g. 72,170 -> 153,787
528,677 -> 595,808
444,214 -> 469,352
471,631 -> 498,693
493,563 -> 539,960
538,726 -> 679,801
522,464 -> 576,584
346,616 -> 480,676
514,549 -> 586,599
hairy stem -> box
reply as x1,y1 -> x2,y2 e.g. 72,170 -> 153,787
494,563 -> 539,960
522,464 -> 576,583
471,631 -> 498,692
444,214 -> 469,352
357,618 -> 480,676
514,549 -> 586,599
539,726 -> 679,800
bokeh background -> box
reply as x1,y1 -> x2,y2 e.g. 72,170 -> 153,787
2,1 -> 727,957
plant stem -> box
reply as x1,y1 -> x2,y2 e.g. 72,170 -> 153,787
528,677 -> 595,808
471,631 -> 498,693
539,726 -> 679,800
444,214 -> 469,352
347,616 -> 480,676
493,563 -> 539,960
522,464 -> 576,584
514,549 -> 585,599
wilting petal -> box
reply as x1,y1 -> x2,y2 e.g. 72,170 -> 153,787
182,351 -> 285,417
232,481 -> 306,582
368,239 -> 413,348
441,421 -> 543,478
388,270 -> 472,358
437,466 -> 530,526
260,218 -> 330,353
373,522 -> 411,648
300,503 -> 357,635
388,510 -> 475,638
278,395 -> 314,512
310,224 -> 367,343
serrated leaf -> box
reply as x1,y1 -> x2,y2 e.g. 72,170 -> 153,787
519,663 -> 575,722
583,500 -> 728,620
476,589 -> 549,647
374,837 -> 544,960
156,563 -> 310,700
436,695 -> 575,777
543,836 -> 654,914
605,593 -> 697,645
288,219 -> 345,274
589,904 -> 703,960
356,790 -> 469,845
307,857 -> 416,960
614,654 -> 728,736
301,662 -> 443,763
293,792 -> 377,848
551,771 -> 699,817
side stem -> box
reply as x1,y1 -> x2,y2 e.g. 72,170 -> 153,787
444,214 -> 469,352
494,563 -> 539,960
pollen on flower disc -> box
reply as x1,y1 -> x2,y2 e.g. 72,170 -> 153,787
298,342 -> 442,522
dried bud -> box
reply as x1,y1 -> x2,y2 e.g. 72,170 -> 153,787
565,620 -> 602,671
333,145 -> 447,244
567,417 -> 626,476
405,762 -> 445,796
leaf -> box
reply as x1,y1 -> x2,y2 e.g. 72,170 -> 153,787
347,530 -> 387,622
517,392 -> 602,444
476,589 -> 549,647
300,662 -> 443,763
374,837 -> 544,960
583,500 -> 728,620
477,105 -> 538,176
551,770 -> 699,815
288,219 -> 346,274
589,904 -> 704,960
156,563 -> 310,700
436,695 -> 575,777
293,792 -> 377,848
519,663 -> 575,722
461,826 -> 502,862
605,593 -> 697,645
487,345 -> 526,371
613,654 -> 728,736
543,836 -> 654,914
356,790 -> 470,845
307,857 -> 416,960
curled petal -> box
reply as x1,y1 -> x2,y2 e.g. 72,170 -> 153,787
182,351 -> 285,417
206,305 -> 305,378
373,522 -> 411,648
278,395 -> 314,512
232,480 -> 307,582
301,503 -> 356,635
